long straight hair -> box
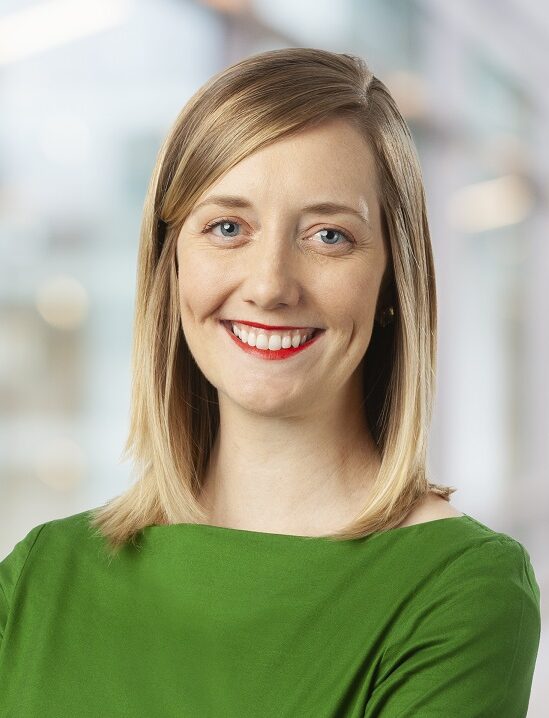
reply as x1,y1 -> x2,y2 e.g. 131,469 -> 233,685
89,47 -> 456,554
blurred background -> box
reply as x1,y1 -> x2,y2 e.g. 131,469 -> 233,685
0,0 -> 547,710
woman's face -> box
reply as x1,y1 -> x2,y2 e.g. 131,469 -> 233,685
176,117 -> 389,417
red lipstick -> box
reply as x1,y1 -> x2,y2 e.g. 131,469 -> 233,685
224,319 -> 321,331
221,321 -> 324,361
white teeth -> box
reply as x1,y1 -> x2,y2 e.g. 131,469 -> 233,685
229,322 -> 315,351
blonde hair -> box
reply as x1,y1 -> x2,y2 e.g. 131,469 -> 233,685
89,47 -> 456,554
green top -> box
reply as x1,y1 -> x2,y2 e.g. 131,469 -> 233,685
0,509 -> 541,717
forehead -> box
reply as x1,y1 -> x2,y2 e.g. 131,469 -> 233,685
194,118 -> 378,209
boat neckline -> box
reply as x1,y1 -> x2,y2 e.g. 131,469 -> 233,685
142,513 -> 473,542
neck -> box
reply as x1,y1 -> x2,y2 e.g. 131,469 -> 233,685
198,385 -> 381,536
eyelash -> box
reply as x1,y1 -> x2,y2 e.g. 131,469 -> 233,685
201,217 -> 354,247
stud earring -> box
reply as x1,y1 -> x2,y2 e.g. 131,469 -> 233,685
376,306 -> 395,327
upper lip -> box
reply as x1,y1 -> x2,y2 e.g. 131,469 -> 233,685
221,319 -> 323,331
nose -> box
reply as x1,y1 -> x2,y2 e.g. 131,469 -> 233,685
239,231 -> 303,309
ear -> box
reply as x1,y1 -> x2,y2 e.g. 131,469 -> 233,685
375,266 -> 395,316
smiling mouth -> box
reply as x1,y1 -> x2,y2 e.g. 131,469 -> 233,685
219,320 -> 326,357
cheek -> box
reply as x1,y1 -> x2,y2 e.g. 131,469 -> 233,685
316,264 -> 381,325
177,245 -> 229,319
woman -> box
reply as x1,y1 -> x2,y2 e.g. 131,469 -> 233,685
0,48 -> 541,717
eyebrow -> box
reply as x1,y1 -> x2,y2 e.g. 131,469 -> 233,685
190,193 -> 371,228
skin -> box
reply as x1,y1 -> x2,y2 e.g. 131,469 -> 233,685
176,117 -> 460,535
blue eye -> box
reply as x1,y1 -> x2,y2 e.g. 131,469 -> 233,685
203,219 -> 240,238
202,218 -> 353,247
316,228 -> 351,246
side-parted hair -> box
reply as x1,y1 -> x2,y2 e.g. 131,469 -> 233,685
89,47 -> 456,554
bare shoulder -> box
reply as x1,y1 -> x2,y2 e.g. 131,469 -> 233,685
397,492 -> 464,528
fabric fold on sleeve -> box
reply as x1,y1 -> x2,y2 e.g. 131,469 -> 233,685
364,537 -> 541,718
0,523 -> 47,644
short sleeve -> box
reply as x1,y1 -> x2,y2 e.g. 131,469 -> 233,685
364,538 -> 541,717
0,522 -> 47,645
